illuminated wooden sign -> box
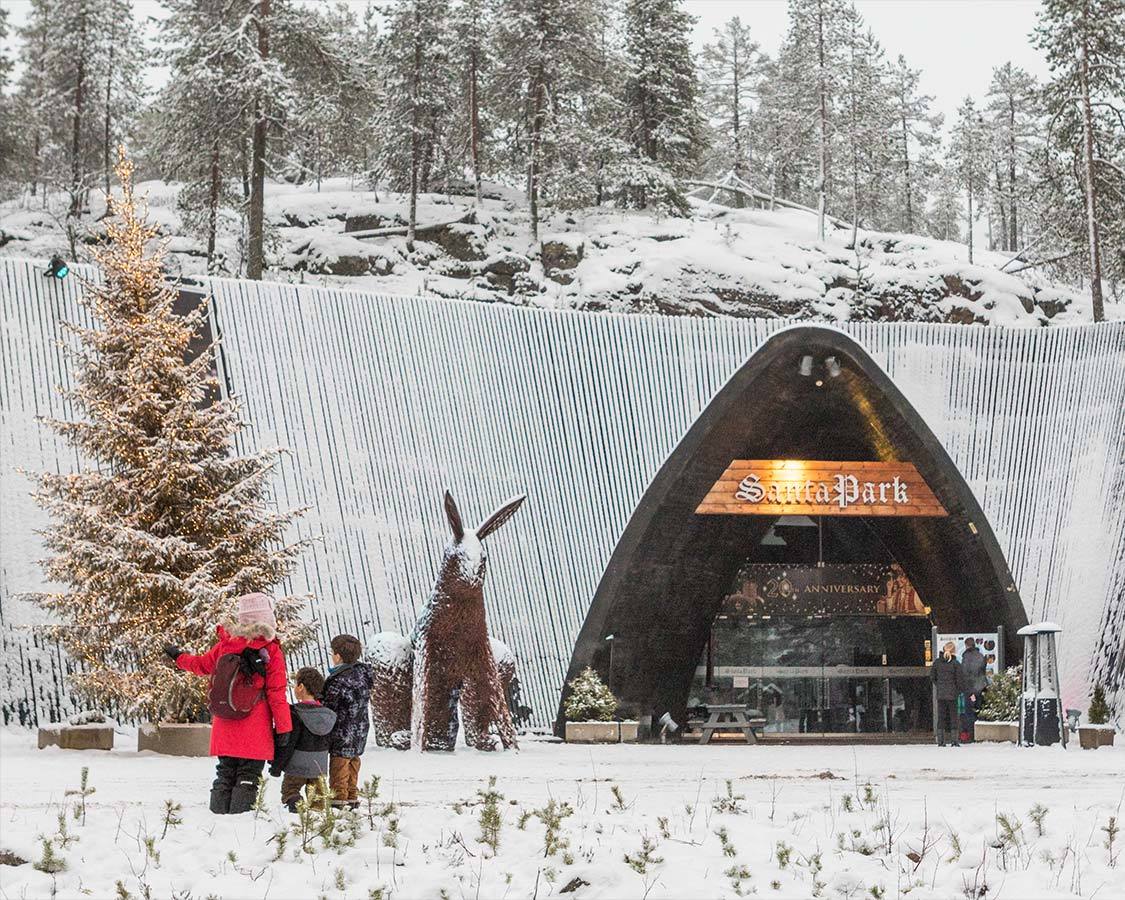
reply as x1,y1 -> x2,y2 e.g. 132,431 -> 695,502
696,460 -> 948,517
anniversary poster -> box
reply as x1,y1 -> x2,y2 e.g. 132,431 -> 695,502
722,562 -> 927,617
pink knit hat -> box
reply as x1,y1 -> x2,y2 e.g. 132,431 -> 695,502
237,592 -> 277,631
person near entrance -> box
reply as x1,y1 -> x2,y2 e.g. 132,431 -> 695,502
931,641 -> 965,746
960,638 -> 988,742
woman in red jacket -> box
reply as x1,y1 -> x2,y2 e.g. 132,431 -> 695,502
164,593 -> 293,814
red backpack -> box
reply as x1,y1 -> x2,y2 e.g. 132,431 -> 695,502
209,648 -> 268,720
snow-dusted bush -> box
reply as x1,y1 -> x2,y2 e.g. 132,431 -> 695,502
1088,684 -> 1110,725
563,667 -> 617,722
979,665 -> 1022,722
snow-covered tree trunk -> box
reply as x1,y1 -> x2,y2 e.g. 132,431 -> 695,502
1078,38 -> 1105,322
246,0 -> 271,281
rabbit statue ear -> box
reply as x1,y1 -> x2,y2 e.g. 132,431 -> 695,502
444,490 -> 464,542
476,494 -> 526,541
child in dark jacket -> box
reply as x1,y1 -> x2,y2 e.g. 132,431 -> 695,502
321,634 -> 375,808
270,667 -> 337,812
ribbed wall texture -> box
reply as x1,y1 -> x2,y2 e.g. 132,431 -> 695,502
2,257 -> 1123,727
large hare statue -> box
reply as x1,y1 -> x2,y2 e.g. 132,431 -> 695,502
368,491 -> 524,751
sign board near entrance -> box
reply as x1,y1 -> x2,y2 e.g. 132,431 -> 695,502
696,460 -> 948,516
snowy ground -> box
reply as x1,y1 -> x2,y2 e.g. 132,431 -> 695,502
1,728 -> 1122,899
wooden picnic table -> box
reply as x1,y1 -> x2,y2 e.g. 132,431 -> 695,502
695,704 -> 766,744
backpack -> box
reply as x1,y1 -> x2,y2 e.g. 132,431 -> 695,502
209,647 -> 268,720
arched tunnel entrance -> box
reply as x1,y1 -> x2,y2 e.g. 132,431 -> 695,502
556,326 -> 1027,740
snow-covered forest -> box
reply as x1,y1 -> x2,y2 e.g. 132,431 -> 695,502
0,0 -> 1122,321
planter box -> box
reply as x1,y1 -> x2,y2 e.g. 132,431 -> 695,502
38,724 -> 114,751
138,722 -> 211,756
974,721 -> 1019,743
1078,726 -> 1116,750
619,721 -> 639,743
565,721 -> 620,743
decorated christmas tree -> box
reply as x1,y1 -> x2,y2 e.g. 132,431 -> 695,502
27,149 -> 312,723
563,667 -> 618,722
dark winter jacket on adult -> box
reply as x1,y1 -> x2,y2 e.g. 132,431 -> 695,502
930,653 -> 965,701
271,701 -> 337,778
321,661 -> 374,757
175,624 -> 292,760
961,647 -> 988,695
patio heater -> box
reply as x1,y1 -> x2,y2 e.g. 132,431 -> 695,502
1017,622 -> 1066,747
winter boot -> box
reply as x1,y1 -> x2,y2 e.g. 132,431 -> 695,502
210,756 -> 239,814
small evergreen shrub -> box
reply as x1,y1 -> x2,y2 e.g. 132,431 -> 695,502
1088,684 -> 1110,725
978,665 -> 1021,722
563,667 -> 617,722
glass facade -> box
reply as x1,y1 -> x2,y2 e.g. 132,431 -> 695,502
691,616 -> 934,734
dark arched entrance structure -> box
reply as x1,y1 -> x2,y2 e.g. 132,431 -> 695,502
556,326 -> 1027,735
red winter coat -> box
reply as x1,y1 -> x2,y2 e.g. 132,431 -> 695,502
175,625 -> 293,760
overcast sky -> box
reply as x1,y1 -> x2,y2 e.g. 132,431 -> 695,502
3,0 -> 1049,128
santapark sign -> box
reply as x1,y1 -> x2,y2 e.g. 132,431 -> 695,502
695,460 -> 948,517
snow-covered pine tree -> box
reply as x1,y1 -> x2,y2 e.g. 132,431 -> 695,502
839,5 -> 892,242
27,151 -> 312,722
0,4 -> 14,186
493,0 -> 602,239
563,667 -> 617,722
927,155 -> 964,241
1032,0 -> 1124,320
887,54 -> 941,234
984,63 -> 1039,252
699,16 -> 761,201
752,53 -> 811,207
620,0 -> 704,212
450,0 -> 495,203
273,4 -> 375,190
13,0 -> 145,224
783,0 -> 849,239
155,0 -> 251,272
378,0 -> 453,250
949,96 -> 990,263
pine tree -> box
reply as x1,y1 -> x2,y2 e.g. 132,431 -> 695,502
782,0 -> 849,238
450,0 -> 495,203
378,0 -> 453,250
494,0 -> 602,240
621,0 -> 704,210
1033,0 -> 1124,321
13,0 -> 145,224
0,4 -> 14,185
949,96 -> 990,263
699,17 -> 761,198
927,156 -> 964,241
1087,684 -> 1110,725
27,151 -> 312,722
888,54 -> 941,234
839,6 -> 892,242
155,0 -> 249,272
984,63 -> 1039,252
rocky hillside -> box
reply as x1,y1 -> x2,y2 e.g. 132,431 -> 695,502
1,178 -> 1113,326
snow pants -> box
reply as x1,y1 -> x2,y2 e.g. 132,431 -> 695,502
211,756 -> 265,814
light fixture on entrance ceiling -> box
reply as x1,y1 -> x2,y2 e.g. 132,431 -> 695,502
799,355 -> 814,377
826,356 -> 842,378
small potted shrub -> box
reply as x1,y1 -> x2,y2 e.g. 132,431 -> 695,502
564,668 -> 623,743
1078,685 -> 1116,749
974,665 -> 1021,743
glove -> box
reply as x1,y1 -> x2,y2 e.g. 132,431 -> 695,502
268,762 -> 282,778
163,644 -> 182,662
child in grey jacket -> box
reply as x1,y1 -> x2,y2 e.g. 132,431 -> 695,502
270,667 -> 337,812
